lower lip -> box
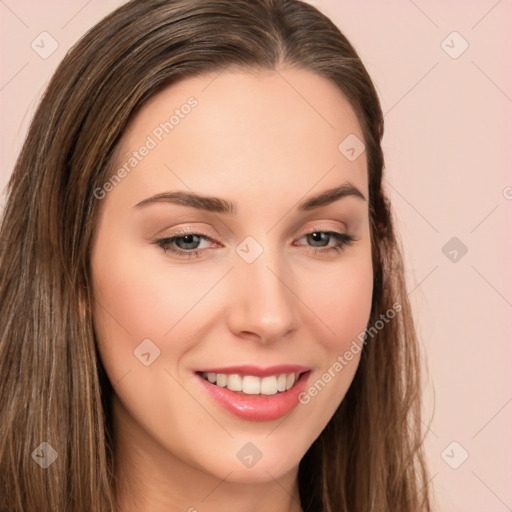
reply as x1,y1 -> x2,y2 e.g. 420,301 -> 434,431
195,371 -> 311,422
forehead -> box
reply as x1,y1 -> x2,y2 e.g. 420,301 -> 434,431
108,67 -> 368,211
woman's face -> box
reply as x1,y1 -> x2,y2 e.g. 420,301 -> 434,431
91,67 -> 373,486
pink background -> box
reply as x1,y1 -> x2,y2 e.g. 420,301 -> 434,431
1,1 -> 511,510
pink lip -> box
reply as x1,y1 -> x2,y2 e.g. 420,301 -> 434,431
194,364 -> 311,377
194,369 -> 312,422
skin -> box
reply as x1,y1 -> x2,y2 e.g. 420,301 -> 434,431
90,66 -> 373,512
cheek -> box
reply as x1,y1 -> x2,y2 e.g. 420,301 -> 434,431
90,230 -> 223,393
305,249 -> 374,352
294,247 -> 373,419
90,232 -> 170,385
91,233 -> 204,340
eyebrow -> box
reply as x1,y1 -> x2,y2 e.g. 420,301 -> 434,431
133,182 -> 366,213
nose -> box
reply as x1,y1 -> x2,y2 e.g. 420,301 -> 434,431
226,245 -> 297,345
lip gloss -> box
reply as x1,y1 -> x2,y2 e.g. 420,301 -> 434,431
195,371 -> 311,421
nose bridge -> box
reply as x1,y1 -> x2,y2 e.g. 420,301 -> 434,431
228,237 -> 297,342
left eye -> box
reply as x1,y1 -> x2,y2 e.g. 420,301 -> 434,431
166,233 -> 208,251
154,230 -> 356,258
296,231 -> 356,252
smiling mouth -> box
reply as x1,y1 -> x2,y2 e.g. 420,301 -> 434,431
196,371 -> 309,396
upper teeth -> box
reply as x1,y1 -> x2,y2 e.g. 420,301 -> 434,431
201,372 -> 299,395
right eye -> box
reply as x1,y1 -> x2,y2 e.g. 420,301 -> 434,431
154,232 -> 217,258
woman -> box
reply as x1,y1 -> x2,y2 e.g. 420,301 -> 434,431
0,0 -> 432,510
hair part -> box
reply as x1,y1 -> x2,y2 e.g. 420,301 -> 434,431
0,0 -> 432,510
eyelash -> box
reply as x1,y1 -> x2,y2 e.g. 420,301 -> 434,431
153,229 -> 357,259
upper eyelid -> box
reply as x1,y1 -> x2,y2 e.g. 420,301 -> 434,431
167,225 -> 348,236
162,226 -> 350,245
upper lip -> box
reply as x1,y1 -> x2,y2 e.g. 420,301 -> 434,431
195,364 -> 311,377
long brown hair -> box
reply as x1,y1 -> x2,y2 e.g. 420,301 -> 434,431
0,0 -> 432,510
